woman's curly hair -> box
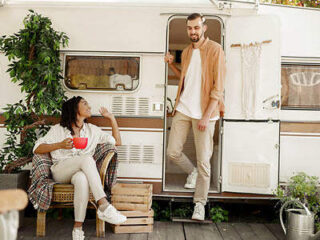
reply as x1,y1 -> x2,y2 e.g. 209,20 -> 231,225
60,96 -> 86,135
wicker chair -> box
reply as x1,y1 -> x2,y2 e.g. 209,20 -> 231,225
36,150 -> 115,238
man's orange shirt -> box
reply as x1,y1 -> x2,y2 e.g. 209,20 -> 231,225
173,37 -> 226,119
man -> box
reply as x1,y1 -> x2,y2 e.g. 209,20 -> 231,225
165,13 -> 226,221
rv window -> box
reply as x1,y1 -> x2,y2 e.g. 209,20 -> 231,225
281,64 -> 320,110
64,55 -> 140,91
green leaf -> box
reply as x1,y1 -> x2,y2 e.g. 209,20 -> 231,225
3,112 -> 9,120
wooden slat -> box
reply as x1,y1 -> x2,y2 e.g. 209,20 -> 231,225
113,180 -> 161,194
155,190 -> 274,199
119,217 -> 153,225
147,222 -> 184,240
129,234 -> 148,240
232,223 -> 258,240
53,184 -> 74,191
113,225 -> 153,234
0,114 -> 164,129
36,211 -> 46,237
112,187 -> 151,196
172,218 -> 212,224
96,234 -> 130,240
112,195 -> 151,204
216,222 -> 240,240
116,183 -> 152,189
96,212 -> 105,237
184,223 -> 223,240
120,210 -> 154,217
265,224 -> 286,240
249,223 -> 277,240
102,234 -> 130,240
88,117 -> 163,129
113,202 -> 150,211
281,122 -> 320,133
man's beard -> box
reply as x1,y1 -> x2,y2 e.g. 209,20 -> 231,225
189,32 -> 203,43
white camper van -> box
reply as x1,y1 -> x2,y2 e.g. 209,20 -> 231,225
0,0 -> 320,201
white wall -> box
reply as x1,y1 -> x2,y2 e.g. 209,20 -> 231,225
0,6 -> 168,116
259,5 -> 320,58
280,135 -> 320,182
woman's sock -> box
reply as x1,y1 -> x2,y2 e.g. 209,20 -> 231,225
98,202 -> 110,211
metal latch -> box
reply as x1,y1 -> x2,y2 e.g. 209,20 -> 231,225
220,126 -> 224,135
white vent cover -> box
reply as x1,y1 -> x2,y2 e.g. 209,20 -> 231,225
143,145 -> 154,163
111,96 -> 123,116
129,145 -> 141,163
117,145 -> 155,164
228,162 -> 270,188
112,96 -> 150,116
125,97 -> 136,115
138,98 -> 149,115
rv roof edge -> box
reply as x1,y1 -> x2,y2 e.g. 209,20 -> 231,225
209,0 -> 224,10
2,0 -> 214,7
160,12 -> 232,16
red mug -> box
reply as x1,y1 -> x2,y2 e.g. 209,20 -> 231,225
72,137 -> 88,149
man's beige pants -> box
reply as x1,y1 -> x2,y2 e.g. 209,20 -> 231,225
167,111 -> 215,205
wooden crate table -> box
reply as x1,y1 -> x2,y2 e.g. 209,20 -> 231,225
111,183 -> 153,233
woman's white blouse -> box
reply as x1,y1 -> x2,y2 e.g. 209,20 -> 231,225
33,123 -> 115,164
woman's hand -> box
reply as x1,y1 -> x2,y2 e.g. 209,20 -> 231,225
99,107 -> 114,120
59,138 -> 73,149
100,107 -> 121,146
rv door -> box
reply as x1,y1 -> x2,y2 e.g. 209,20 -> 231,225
224,15 -> 281,120
221,15 -> 280,194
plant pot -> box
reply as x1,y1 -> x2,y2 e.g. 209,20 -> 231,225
0,170 -> 30,228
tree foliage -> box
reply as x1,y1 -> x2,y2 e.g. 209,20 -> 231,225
0,10 -> 68,173
261,0 -> 320,8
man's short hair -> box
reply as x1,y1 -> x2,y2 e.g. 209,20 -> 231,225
186,13 -> 206,24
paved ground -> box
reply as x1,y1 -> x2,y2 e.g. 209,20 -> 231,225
18,217 -> 285,240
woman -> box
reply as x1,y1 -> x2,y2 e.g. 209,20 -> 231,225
33,96 -> 126,240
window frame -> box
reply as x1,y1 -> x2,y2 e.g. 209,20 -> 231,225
61,52 -> 142,93
281,56 -> 320,111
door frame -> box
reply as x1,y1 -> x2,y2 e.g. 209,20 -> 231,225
162,14 -> 225,193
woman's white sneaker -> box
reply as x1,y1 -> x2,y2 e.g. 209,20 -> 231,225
97,204 -> 127,224
72,228 -> 85,240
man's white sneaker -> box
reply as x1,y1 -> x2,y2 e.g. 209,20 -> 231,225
72,228 -> 85,240
184,168 -> 198,189
97,204 -> 127,224
192,202 -> 205,221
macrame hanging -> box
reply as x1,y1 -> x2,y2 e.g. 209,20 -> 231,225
240,42 -> 262,119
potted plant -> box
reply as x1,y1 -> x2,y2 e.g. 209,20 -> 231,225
275,172 -> 320,230
0,9 -> 68,190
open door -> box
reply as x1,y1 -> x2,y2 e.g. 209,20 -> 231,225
221,15 -> 280,194
224,15 -> 281,120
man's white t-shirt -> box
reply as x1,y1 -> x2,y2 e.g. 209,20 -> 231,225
176,49 -> 219,121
